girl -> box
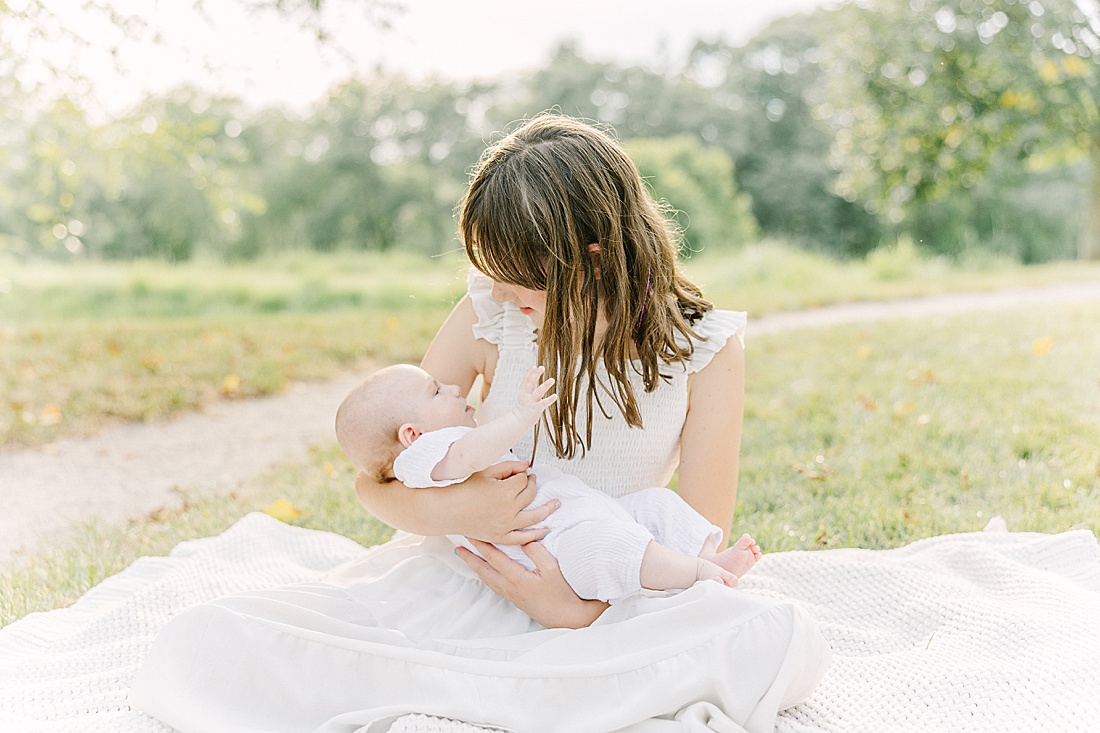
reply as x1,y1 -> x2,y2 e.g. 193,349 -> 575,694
133,114 -> 830,733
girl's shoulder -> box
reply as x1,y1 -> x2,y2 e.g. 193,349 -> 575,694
677,309 -> 747,375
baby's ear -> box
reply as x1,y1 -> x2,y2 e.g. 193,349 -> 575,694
397,423 -> 421,448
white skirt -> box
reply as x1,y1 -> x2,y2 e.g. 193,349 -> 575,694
131,532 -> 831,733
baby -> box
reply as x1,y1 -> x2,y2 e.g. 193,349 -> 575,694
335,363 -> 761,603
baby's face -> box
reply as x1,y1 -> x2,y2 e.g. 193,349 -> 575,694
399,366 -> 477,432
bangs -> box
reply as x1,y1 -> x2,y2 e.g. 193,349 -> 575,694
461,162 -> 552,291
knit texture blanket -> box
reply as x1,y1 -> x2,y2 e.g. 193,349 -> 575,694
2,513 -> 1098,732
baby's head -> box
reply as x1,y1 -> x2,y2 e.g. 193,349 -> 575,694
335,364 -> 476,482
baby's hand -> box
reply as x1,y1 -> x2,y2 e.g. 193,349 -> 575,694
513,365 -> 558,427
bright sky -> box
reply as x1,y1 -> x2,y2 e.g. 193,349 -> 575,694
35,0 -> 826,117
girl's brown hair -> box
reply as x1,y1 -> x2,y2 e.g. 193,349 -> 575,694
459,113 -> 713,459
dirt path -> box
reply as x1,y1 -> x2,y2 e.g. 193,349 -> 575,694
3,280 -> 1100,565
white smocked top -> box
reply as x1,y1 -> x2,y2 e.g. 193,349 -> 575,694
469,271 -> 746,499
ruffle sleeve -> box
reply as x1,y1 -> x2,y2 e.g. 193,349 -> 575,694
467,269 -> 537,352
392,426 -> 475,488
680,309 -> 747,375
467,270 -> 504,346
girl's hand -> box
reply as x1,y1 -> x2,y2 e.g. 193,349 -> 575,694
457,539 -> 610,629
511,365 -> 557,427
455,461 -> 559,545
355,460 -> 557,543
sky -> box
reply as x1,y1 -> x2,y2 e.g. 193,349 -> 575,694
34,0 -> 827,117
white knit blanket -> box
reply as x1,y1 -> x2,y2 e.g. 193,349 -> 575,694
2,513 -> 1098,732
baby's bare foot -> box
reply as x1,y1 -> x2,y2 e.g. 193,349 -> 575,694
695,558 -> 738,588
706,533 -> 762,578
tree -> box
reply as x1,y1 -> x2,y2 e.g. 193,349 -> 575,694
821,0 -> 1100,259
685,19 -> 885,256
0,0 -> 395,258
623,137 -> 756,255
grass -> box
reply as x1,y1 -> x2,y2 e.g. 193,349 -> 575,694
738,300 -> 1100,551
0,251 -> 464,447
3,244 -> 1099,448
0,310 -> 448,446
689,239 -> 1100,314
3,298 -> 1098,626
0,250 -> 471,320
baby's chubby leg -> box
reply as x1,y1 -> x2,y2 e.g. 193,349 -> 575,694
639,541 -> 738,591
701,533 -> 762,578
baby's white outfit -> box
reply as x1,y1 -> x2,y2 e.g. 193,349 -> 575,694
393,426 -> 723,602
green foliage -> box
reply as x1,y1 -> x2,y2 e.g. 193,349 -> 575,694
904,162 -> 1088,262
685,26 -> 886,256
820,0 -> 1100,258
3,2 -> 1100,263
623,136 -> 756,255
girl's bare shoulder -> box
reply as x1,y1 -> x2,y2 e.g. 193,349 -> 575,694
422,296 -> 499,395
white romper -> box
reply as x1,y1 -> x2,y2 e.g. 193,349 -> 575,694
394,425 -> 723,602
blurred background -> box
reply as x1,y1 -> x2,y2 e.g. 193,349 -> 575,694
2,0 -> 1098,265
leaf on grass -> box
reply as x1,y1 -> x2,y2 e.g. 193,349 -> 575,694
323,461 -> 338,478
892,400 -> 917,416
858,396 -> 878,411
221,373 -> 242,396
263,499 -> 302,522
39,404 -> 63,426
857,345 -> 873,359
141,352 -> 164,372
1031,337 -> 1054,356
790,462 -> 832,481
907,368 -> 936,386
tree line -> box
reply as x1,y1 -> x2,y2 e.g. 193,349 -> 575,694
0,0 -> 1096,263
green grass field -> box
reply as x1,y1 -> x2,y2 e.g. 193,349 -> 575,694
1,251 -> 463,447
3,295 -> 1097,625
4,244 -> 1099,448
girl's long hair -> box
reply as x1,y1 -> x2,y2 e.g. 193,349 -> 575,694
459,113 -> 713,459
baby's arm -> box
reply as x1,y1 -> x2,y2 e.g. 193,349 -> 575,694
431,366 -> 556,482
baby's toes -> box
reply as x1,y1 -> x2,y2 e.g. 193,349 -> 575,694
732,533 -> 755,550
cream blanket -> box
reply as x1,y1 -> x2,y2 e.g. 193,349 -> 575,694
1,513 -> 1098,732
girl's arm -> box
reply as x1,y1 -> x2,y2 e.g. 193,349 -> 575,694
355,296 -> 556,544
433,367 -> 556,482
677,336 -> 746,540
362,293 -> 600,627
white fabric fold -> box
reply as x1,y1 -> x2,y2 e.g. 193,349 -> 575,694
3,514 -> 1098,732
